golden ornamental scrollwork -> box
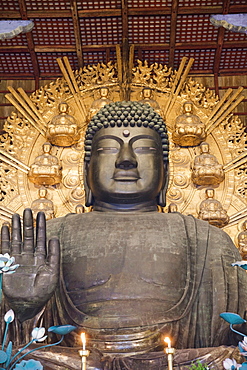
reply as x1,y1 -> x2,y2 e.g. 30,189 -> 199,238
0,56 -> 246,250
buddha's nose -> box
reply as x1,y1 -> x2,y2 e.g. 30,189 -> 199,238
115,144 -> 137,169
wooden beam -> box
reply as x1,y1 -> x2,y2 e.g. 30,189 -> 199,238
213,0 -> 230,79
70,0 -> 83,68
214,73 -> 219,97
2,40 -> 246,55
2,4 -> 246,19
121,0 -> 130,100
18,0 -> 40,89
168,0 -> 179,68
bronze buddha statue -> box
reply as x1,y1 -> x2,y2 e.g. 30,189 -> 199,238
1,101 -> 246,370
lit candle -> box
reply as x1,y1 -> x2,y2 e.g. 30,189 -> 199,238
81,332 -> 86,351
79,332 -> 90,370
164,337 -> 171,348
164,337 -> 175,370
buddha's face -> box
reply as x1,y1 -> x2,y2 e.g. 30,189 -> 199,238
206,189 -> 214,198
183,102 -> 193,114
43,143 -> 52,153
59,102 -> 68,113
143,88 -> 152,99
200,142 -> 209,153
86,126 -> 166,208
39,189 -> 47,198
100,88 -> 109,98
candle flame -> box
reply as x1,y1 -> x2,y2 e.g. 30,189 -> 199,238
164,337 -> 171,348
81,332 -> 86,350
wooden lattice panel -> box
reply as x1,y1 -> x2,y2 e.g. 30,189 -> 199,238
80,17 -> 122,45
230,0 -> 247,5
37,52 -> 78,74
77,0 -> 121,9
25,0 -> 70,11
0,33 -> 28,47
178,0 -> 220,6
82,51 -> 108,65
176,14 -> 218,43
174,49 -> 216,72
219,49 -> 247,71
128,0 -> 172,6
0,53 -> 33,74
128,15 -> 171,44
140,50 -> 169,65
32,19 -> 75,46
1,0 -> 19,11
224,30 -> 247,42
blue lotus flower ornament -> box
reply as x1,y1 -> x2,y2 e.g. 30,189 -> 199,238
13,359 -> 43,370
31,328 -> 47,343
0,254 -> 19,274
4,310 -> 14,324
48,325 -> 76,335
232,261 -> 247,270
223,358 -> 241,370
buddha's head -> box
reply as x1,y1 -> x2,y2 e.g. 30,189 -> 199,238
183,101 -> 193,114
99,87 -> 109,98
205,188 -> 215,199
38,187 -> 48,198
58,102 -> 69,114
42,142 -> 52,154
84,101 -> 169,211
200,142 -> 209,154
142,87 -> 153,99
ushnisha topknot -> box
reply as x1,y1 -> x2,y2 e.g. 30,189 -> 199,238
84,101 -> 169,163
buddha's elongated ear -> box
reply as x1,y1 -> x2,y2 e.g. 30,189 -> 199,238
83,162 -> 94,207
157,162 -> 169,207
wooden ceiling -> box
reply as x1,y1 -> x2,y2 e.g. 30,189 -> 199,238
0,0 -> 246,90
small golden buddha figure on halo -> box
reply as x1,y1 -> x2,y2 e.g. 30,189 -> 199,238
191,142 -> 225,186
31,187 -> 55,222
167,203 -> 178,213
139,87 -> 163,116
47,102 -> 80,147
198,188 -> 229,228
237,220 -> 247,260
75,204 -> 86,214
172,101 -> 206,147
88,87 -> 113,120
28,142 -> 62,186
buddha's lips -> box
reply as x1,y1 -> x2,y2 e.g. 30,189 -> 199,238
113,170 -> 140,181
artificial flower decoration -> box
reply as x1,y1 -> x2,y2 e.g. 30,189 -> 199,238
223,358 -> 241,370
232,261 -> 247,270
31,328 -> 47,342
0,254 -> 19,274
48,325 -> 76,335
14,359 -> 43,370
4,310 -> 15,324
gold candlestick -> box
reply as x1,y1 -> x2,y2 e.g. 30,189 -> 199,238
164,337 -> 175,370
79,349 -> 90,370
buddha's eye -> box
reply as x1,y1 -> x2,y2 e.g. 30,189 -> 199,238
133,147 -> 157,154
97,147 -> 119,154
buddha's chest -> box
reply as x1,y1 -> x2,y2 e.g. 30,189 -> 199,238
60,216 -> 188,298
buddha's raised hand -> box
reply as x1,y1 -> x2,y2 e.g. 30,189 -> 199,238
1,208 -> 60,322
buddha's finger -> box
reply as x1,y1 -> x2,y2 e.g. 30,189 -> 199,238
35,212 -> 46,261
1,224 -> 10,254
11,213 -> 22,255
23,208 -> 34,254
47,238 -> 60,271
